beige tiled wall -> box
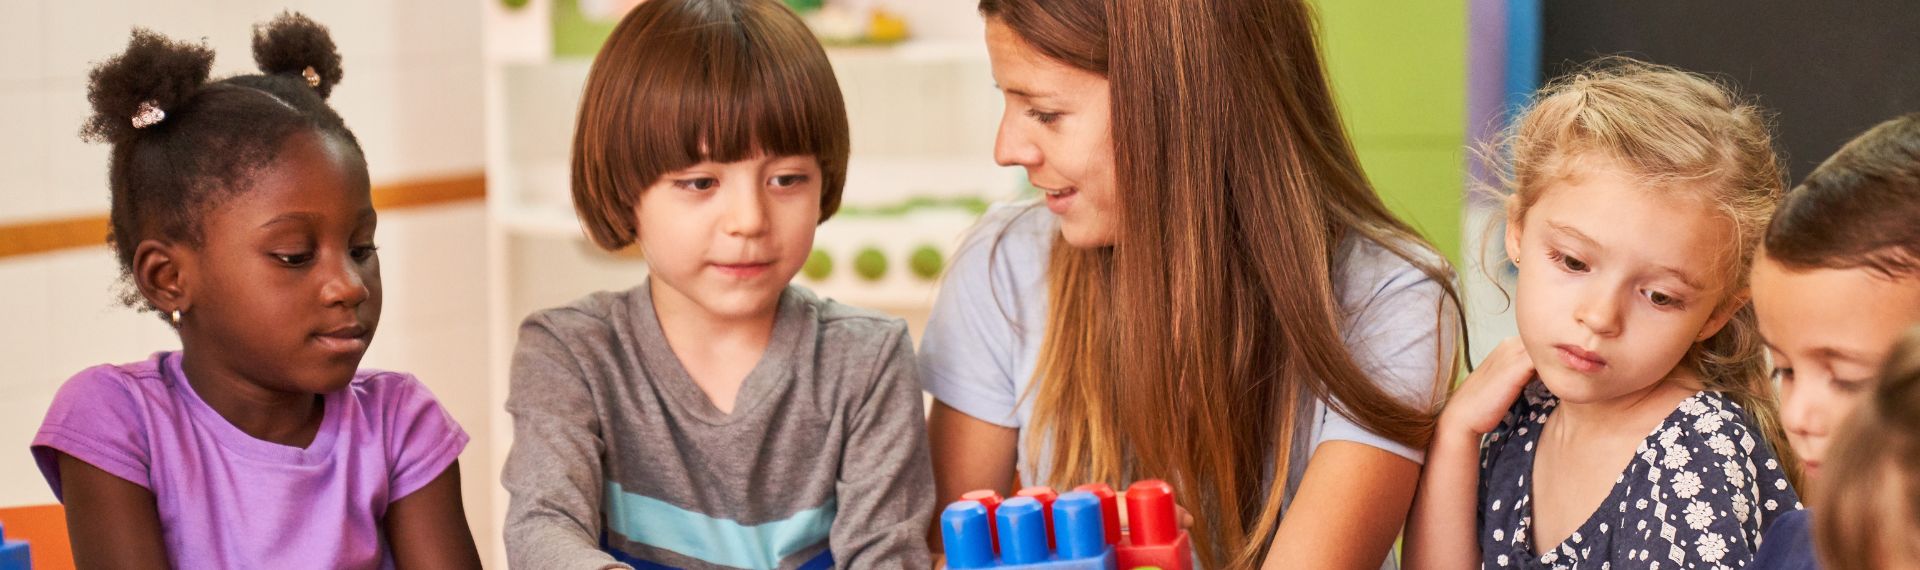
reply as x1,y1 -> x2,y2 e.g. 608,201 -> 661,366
0,0 -> 494,561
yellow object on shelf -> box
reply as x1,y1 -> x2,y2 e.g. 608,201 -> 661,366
867,8 -> 910,44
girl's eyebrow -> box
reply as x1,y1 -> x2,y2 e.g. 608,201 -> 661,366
1650,265 -> 1708,292
1546,221 -> 1601,250
1549,220 -> 1706,290
259,212 -> 321,229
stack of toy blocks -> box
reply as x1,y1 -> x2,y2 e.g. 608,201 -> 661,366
940,479 -> 1191,570
0,521 -> 29,570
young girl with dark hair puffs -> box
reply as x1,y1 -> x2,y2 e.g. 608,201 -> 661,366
30,14 -> 480,569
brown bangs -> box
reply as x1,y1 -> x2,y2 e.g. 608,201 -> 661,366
570,0 -> 849,250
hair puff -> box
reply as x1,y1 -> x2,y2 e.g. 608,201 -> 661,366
252,11 -> 344,98
80,29 -> 214,143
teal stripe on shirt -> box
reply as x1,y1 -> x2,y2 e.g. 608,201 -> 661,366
604,482 -> 836,569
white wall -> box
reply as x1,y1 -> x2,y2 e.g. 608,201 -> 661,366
0,0 -> 494,562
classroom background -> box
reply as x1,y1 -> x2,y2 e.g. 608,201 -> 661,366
0,0 -> 1913,568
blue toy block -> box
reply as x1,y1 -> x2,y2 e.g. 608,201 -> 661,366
0,521 -> 32,570
941,491 -> 1116,569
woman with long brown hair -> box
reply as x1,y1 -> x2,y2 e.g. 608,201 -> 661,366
917,0 -> 1462,567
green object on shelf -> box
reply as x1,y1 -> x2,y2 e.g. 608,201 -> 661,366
803,249 -> 834,281
784,0 -> 823,12
853,247 -> 888,281
908,245 -> 944,280
501,0 -> 530,10
551,0 -> 623,58
836,196 -> 991,218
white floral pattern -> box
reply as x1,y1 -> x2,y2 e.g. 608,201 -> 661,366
1673,471 -> 1704,499
1477,384 -> 1801,569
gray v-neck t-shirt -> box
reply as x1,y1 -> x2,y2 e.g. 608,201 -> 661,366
503,284 -> 934,569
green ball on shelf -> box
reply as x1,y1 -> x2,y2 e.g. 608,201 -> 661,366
803,249 -> 834,281
853,247 -> 888,282
909,245 -> 944,280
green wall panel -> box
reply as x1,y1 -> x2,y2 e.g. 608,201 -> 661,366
1311,0 -> 1468,264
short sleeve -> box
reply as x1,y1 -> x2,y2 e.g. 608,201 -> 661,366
917,204 -> 1051,428
1315,241 -> 1458,464
376,372 -> 469,502
31,366 -> 155,498
1649,396 -> 1801,567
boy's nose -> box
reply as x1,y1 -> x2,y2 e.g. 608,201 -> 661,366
1780,378 -> 1823,438
723,189 -> 769,238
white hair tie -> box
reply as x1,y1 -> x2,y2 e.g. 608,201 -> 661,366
131,100 -> 166,129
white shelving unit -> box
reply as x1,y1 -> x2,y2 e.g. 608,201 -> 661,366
480,4 -> 1018,563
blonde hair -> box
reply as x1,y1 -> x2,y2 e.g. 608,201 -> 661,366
1815,325 -> 1920,570
1487,58 -> 1797,482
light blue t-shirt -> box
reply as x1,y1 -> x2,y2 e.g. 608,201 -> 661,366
918,201 -> 1457,546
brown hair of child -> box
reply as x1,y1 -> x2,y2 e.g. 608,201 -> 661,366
1765,113 -> 1920,277
1814,325 -> 1920,569
570,0 -> 850,251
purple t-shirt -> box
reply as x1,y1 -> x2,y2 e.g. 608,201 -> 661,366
30,351 -> 468,569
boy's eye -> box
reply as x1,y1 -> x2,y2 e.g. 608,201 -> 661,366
769,174 -> 810,188
673,177 -> 718,191
273,252 -> 314,266
1025,108 -> 1062,125
1833,377 -> 1871,394
350,244 -> 380,262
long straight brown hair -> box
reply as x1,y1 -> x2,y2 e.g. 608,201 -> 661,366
980,0 -> 1462,566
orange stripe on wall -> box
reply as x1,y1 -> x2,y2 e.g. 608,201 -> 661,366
370,173 -> 488,210
0,173 -> 485,260
0,216 -> 113,260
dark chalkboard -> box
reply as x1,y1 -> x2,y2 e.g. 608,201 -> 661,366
1542,0 -> 1920,182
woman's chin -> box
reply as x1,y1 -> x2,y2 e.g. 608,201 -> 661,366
1057,219 -> 1117,249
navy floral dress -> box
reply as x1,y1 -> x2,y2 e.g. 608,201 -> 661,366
1478,383 -> 1802,569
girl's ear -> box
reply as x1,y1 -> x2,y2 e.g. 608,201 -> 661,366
1503,214 -> 1525,268
133,239 -> 192,314
1697,290 -> 1750,342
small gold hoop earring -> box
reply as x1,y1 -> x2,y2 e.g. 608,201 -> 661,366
169,310 -> 182,325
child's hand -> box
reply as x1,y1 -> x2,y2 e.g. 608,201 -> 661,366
1438,337 -> 1537,439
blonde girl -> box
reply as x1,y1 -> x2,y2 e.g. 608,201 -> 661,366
1406,59 -> 1799,569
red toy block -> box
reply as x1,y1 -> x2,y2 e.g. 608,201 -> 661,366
1116,480 -> 1191,570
